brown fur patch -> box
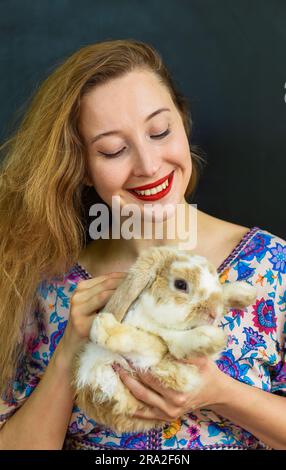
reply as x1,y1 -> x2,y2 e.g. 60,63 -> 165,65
151,264 -> 203,307
74,383 -> 164,433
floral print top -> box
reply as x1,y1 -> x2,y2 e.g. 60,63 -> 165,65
1,226 -> 286,450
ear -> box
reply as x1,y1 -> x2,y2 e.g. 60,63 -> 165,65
222,281 -> 257,309
102,246 -> 176,322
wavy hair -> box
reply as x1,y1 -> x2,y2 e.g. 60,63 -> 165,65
0,39 -> 206,392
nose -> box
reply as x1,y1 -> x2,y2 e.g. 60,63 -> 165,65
204,309 -> 218,327
132,143 -> 161,178
207,293 -> 223,322
209,310 -> 217,320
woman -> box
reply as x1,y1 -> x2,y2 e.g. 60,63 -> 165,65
0,39 -> 285,450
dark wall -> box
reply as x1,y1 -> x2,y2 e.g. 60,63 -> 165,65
1,0 -> 285,238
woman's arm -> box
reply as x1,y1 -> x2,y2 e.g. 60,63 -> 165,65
0,341 -> 74,450
209,373 -> 286,450
0,273 -> 127,450
118,358 -> 286,450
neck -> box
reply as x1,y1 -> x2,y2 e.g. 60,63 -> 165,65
108,197 -> 199,258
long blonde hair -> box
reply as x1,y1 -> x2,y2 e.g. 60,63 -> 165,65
0,39 -> 205,392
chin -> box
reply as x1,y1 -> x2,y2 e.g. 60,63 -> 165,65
142,200 -> 178,225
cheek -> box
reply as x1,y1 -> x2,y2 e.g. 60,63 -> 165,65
186,150 -> 192,178
169,137 -> 192,185
87,159 -> 127,202
180,133 -> 192,175
169,129 -> 191,165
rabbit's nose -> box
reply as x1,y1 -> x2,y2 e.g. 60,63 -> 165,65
209,310 -> 217,320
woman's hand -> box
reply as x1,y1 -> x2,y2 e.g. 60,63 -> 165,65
117,357 -> 232,421
56,272 -> 127,367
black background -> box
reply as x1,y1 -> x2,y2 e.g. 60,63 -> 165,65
0,0 -> 285,238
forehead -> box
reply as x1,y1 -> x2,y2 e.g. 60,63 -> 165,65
79,70 -> 174,127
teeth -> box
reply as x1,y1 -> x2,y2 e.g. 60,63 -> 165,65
133,177 -> 170,196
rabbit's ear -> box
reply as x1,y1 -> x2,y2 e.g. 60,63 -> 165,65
102,246 -> 176,322
222,281 -> 257,309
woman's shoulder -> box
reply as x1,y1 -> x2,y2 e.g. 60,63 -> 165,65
221,224 -> 286,292
35,264 -> 87,316
254,226 -> 286,284
242,225 -> 286,268
259,226 -> 286,248
211,218 -> 284,287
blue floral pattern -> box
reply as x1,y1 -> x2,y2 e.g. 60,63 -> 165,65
1,226 -> 286,450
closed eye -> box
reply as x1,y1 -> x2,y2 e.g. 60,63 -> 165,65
151,128 -> 171,140
99,128 -> 171,158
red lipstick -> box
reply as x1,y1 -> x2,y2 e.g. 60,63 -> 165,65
127,170 -> 175,201
127,170 -> 173,191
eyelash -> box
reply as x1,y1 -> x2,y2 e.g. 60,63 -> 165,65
99,128 -> 171,158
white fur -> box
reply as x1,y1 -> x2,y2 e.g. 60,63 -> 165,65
76,343 -> 129,399
199,268 -> 221,295
136,292 -> 190,327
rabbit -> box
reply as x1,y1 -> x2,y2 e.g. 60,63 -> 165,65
70,245 -> 257,433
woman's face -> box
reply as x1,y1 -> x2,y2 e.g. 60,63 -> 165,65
79,69 -> 192,219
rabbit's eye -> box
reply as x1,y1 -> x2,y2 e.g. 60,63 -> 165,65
174,279 -> 188,292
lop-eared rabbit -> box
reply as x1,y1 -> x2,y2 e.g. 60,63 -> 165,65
71,246 -> 257,433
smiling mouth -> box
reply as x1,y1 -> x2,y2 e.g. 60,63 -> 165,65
126,170 -> 175,201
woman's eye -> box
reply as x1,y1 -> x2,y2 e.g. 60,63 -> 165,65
99,147 -> 126,158
151,128 -> 170,139
99,128 -> 170,158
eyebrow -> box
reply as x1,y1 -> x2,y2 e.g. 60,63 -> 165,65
89,107 -> 171,144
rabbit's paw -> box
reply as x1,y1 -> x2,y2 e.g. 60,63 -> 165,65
90,312 -> 119,345
191,326 -> 227,356
106,330 -> 137,353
